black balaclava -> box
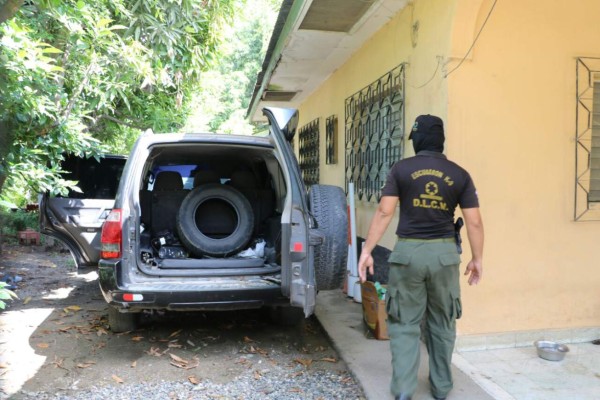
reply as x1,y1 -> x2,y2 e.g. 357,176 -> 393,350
409,114 -> 445,153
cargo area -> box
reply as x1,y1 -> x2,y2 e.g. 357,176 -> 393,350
135,142 -> 286,277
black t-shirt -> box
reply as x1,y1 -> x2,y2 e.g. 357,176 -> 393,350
381,151 -> 479,239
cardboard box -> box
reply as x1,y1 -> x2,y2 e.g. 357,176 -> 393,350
361,281 -> 389,340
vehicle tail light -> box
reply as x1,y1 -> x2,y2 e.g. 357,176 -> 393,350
101,209 -> 122,259
123,293 -> 143,301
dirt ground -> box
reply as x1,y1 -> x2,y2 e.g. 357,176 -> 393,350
0,243 -> 359,399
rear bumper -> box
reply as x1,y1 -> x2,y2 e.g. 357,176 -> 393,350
98,259 -> 288,312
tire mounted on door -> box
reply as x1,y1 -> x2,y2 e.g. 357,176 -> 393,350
309,184 -> 348,290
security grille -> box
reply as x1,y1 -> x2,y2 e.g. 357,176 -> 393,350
345,64 -> 405,202
575,57 -> 600,221
326,115 -> 337,164
299,118 -> 320,186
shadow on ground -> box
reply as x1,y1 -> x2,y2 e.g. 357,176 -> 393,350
0,244 -> 353,399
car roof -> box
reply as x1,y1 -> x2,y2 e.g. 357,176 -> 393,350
137,132 -> 274,148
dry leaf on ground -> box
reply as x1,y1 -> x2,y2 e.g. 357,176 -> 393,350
169,353 -> 199,370
145,346 -> 164,357
96,328 -> 108,336
112,374 -> 124,384
169,353 -> 188,363
168,329 -> 182,339
131,336 -> 144,342
243,336 -> 255,343
36,343 -> 50,349
319,357 -> 337,363
254,370 -> 262,379
51,356 -> 68,370
294,358 -> 313,368
131,361 -> 137,368
188,375 -> 200,385
76,362 -> 96,369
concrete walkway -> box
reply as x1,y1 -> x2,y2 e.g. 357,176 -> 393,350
315,290 -> 494,400
315,290 -> 600,400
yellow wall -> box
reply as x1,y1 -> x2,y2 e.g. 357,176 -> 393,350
297,0 -> 455,249
446,0 -> 600,334
297,0 -> 600,336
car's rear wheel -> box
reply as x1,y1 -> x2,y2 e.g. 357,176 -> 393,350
176,184 -> 254,257
108,306 -> 138,333
309,185 -> 348,290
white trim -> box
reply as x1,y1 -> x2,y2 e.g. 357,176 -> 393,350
455,326 -> 600,352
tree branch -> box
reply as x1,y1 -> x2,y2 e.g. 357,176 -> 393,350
0,0 -> 24,25
52,62 -> 95,129
98,114 -> 149,130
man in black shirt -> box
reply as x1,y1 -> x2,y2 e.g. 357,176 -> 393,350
358,115 -> 484,400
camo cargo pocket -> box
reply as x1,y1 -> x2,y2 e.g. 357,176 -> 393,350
451,293 -> 462,320
388,250 -> 411,266
439,253 -> 461,267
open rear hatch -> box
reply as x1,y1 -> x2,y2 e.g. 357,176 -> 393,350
132,141 -> 285,278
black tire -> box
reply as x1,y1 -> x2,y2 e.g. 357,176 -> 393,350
108,306 -> 138,333
309,185 -> 348,290
176,184 -> 254,257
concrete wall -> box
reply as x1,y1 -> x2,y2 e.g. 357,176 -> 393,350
297,0 -> 455,249
446,0 -> 600,335
296,0 -> 600,337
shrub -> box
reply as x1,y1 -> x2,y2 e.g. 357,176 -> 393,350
0,282 -> 18,310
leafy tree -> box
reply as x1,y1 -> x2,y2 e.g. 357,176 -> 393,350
0,0 -> 236,204
184,0 -> 279,134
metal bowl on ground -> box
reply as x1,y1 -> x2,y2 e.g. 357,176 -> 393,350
534,340 -> 569,361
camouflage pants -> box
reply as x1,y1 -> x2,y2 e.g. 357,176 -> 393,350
386,238 -> 461,398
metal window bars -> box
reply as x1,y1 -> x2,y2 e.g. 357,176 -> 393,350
326,115 -> 337,165
299,118 -> 320,186
344,64 -> 405,202
575,57 -> 600,221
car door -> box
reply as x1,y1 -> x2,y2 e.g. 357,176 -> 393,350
263,107 -> 317,317
40,154 -> 126,267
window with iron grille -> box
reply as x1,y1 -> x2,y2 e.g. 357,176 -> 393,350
299,118 -> 320,186
345,64 -> 405,202
326,115 -> 338,165
575,57 -> 600,221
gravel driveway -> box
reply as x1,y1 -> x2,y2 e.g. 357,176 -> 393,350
0,243 -> 365,400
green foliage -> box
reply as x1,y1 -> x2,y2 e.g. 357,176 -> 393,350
183,0 -> 279,134
0,282 -> 18,310
0,209 -> 38,234
0,0 -> 236,206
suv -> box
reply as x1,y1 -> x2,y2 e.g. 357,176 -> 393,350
40,108 -> 348,332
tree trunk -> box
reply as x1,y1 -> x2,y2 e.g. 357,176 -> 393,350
0,0 -> 24,25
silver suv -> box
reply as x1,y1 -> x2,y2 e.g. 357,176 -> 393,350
40,108 -> 348,332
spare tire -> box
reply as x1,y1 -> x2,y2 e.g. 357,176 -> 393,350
309,184 -> 348,290
176,184 -> 254,257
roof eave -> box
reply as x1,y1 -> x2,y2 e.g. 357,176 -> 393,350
246,0 -> 306,121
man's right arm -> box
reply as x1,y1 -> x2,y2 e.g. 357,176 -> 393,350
461,207 -> 484,285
